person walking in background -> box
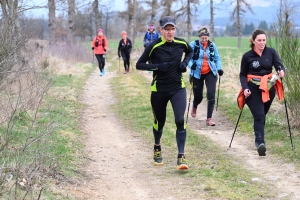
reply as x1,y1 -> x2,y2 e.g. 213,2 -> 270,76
143,23 -> 159,48
118,31 -> 132,74
188,26 -> 223,126
92,29 -> 108,76
136,16 -> 193,170
239,29 -> 285,156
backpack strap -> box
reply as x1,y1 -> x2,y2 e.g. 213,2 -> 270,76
192,40 -> 200,60
102,38 -> 105,48
208,40 -> 214,62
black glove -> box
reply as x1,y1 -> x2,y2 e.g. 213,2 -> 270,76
92,47 -> 94,50
218,69 -> 224,76
178,61 -> 187,73
118,53 -> 121,58
104,48 -> 106,52
156,62 -> 170,72
191,62 -> 197,70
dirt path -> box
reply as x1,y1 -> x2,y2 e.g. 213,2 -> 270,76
73,68 -> 300,199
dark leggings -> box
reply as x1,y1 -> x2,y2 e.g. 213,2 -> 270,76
151,88 -> 187,153
121,52 -> 130,70
191,71 -> 217,118
246,82 -> 275,145
95,54 -> 105,72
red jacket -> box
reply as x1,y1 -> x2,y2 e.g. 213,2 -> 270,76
92,35 -> 108,54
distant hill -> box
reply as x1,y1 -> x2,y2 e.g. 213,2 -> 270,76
195,4 -> 300,28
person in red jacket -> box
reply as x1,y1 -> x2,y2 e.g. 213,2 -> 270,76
92,29 -> 108,76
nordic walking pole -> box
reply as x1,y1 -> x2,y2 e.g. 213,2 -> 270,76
277,70 -> 294,150
186,70 -> 195,124
131,60 -> 134,72
229,104 -> 244,148
216,76 -> 221,111
118,58 -> 120,72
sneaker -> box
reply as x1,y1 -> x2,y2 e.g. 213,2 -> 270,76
153,150 -> 163,166
124,71 -> 127,74
102,69 -> 105,75
257,143 -> 266,156
100,71 -> 103,76
191,107 -> 197,118
206,118 -> 215,126
177,155 -> 189,170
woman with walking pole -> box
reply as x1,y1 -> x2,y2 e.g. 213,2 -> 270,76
238,29 -> 285,156
187,26 -> 223,126
118,31 -> 132,74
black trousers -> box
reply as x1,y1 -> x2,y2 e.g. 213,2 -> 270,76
151,88 -> 187,153
121,52 -> 130,70
246,82 -> 275,145
191,71 -> 217,119
95,54 -> 105,72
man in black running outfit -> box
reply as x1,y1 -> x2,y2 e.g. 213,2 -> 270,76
136,16 -> 193,170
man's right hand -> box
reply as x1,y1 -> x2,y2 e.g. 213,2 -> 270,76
156,62 -> 170,72
118,54 -> 121,58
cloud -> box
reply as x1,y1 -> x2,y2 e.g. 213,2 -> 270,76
246,0 -> 272,7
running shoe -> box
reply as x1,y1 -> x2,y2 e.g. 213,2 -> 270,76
257,143 -> 266,156
153,150 -> 163,166
177,155 -> 189,170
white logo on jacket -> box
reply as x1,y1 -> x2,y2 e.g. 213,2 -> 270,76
252,60 -> 260,68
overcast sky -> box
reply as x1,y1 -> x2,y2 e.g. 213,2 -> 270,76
28,0 -> 126,17
28,0 -> 273,18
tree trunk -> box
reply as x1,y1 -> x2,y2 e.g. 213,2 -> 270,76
187,0 -> 192,43
237,0 -> 241,48
48,0 -> 56,45
92,0 -> 101,36
210,0 -> 215,42
67,0 -> 75,42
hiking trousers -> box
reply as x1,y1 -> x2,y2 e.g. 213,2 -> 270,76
191,71 -> 217,119
95,54 -> 105,72
246,82 -> 275,145
121,52 -> 130,70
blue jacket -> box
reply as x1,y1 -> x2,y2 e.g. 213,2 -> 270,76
188,40 -> 222,79
143,31 -> 159,46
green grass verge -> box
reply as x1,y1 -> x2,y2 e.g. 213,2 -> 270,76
109,71 -> 278,199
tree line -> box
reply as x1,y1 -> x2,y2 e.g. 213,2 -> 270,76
2,1 -> 300,47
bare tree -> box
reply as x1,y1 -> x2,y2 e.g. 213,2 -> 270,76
67,0 -> 76,42
223,0 -> 254,48
161,0 -> 174,17
92,0 -> 101,35
177,0 -> 200,43
0,0 -> 21,46
102,4 -> 113,36
142,0 -> 159,23
48,0 -> 56,45
125,0 -> 136,44
210,0 -> 215,42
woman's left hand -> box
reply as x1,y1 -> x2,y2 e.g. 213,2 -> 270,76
278,70 -> 284,78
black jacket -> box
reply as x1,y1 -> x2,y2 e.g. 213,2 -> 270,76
136,36 -> 193,92
118,38 -> 132,55
240,46 -> 285,90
